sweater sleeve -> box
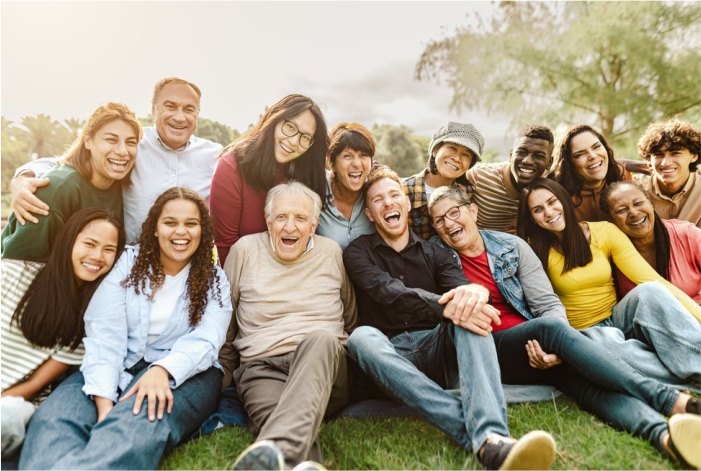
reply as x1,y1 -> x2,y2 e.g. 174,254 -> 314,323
211,153 -> 244,265
604,222 -> 701,323
515,238 -> 567,320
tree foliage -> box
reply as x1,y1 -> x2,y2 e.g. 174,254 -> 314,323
416,1 -> 701,152
372,124 -> 427,177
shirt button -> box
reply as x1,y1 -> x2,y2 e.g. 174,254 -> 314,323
400,275 -> 404,280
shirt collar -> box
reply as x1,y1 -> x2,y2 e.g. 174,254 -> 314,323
370,228 -> 421,251
651,171 -> 695,199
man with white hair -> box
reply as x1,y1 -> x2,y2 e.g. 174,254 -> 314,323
219,181 -> 357,471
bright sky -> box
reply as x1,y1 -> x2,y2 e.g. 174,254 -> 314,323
1,1 -> 510,143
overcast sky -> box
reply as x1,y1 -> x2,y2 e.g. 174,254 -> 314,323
1,1 -> 511,144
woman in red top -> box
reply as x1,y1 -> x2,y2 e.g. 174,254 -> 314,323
210,95 -> 328,264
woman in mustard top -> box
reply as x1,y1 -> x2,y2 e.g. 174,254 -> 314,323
517,178 -> 701,389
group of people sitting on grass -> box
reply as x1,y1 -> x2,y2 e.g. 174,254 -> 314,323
1,77 -> 700,471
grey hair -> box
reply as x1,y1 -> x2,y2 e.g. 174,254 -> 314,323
427,185 -> 472,214
264,180 -> 322,223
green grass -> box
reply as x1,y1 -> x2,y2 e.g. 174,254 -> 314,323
158,396 -> 681,470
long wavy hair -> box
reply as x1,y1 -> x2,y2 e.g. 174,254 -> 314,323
517,178 -> 593,274
220,94 -> 328,204
62,102 -> 143,185
122,187 -> 222,326
12,208 -> 126,349
551,125 -> 623,207
600,180 -> 671,281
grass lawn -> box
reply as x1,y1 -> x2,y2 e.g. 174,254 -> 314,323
159,396 -> 681,470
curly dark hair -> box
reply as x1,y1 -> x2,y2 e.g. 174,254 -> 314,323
551,125 -> 624,207
122,187 -> 222,326
637,118 -> 701,172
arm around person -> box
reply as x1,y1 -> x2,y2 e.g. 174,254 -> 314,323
10,157 -> 60,225
210,153 -> 245,264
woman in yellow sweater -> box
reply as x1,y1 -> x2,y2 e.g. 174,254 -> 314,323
517,178 -> 701,389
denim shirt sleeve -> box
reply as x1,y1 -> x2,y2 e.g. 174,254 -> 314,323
514,238 -> 567,321
81,249 -> 134,403
151,265 -> 233,388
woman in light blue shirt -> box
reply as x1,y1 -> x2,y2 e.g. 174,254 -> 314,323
20,187 -> 233,470
317,123 -> 377,249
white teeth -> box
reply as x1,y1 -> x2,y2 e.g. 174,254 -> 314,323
349,172 -> 362,178
172,240 -> 188,245
383,211 -> 400,222
445,163 -> 459,171
660,168 -> 676,174
108,159 -> 128,168
518,166 -> 535,174
449,227 -> 462,236
587,161 -> 603,170
82,262 -> 101,271
629,216 -> 647,227
547,214 -> 561,224
280,142 -> 292,153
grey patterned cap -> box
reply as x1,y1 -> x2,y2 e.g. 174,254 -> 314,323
428,121 -> 485,163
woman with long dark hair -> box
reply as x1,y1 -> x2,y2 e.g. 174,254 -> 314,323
210,94 -> 328,263
517,178 -> 701,388
1,102 -> 141,261
550,124 -> 630,222
19,188 -> 232,470
600,180 -> 701,304
1,208 -> 126,458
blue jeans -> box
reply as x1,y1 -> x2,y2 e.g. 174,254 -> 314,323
348,323 -> 509,453
493,316 -> 673,452
610,282 -> 701,383
19,364 -> 222,470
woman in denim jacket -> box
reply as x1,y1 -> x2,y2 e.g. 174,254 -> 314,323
428,185 -> 701,469
19,188 -> 233,470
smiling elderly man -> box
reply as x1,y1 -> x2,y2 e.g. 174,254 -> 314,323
219,181 -> 357,471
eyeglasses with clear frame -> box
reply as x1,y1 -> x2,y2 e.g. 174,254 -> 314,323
281,120 -> 314,149
432,202 -> 470,228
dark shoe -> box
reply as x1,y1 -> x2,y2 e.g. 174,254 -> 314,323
232,440 -> 284,471
479,431 -> 556,470
667,414 -> 701,469
291,461 -> 327,471
685,397 -> 700,415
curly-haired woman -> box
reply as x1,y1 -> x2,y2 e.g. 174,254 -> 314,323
19,188 -> 232,470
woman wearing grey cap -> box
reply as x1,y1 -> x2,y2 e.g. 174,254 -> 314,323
402,121 -> 485,240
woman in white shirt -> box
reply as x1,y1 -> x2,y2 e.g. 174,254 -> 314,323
19,187 -> 233,470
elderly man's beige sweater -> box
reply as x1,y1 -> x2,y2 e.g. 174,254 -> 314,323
219,232 -> 357,382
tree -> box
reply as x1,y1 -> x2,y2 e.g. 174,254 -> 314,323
1,118 -> 30,193
195,117 -> 240,147
416,2 -> 701,153
63,117 -> 86,141
372,124 -> 427,177
19,114 -> 71,158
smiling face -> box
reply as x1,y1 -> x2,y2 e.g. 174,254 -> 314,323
331,146 -> 373,193
605,184 -> 655,241
650,147 -> 698,195
71,219 -> 120,283
433,142 -> 475,179
267,193 -> 318,261
365,177 -> 410,243
152,82 -> 200,150
83,119 -> 139,189
430,197 -> 482,254
527,188 -> 566,235
273,110 -> 316,164
154,198 -> 202,275
569,131 -> 609,189
510,137 -> 553,189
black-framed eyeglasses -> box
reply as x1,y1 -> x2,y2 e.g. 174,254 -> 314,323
281,120 -> 314,149
432,202 -> 470,228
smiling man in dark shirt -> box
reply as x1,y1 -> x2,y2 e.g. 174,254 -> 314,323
343,166 -> 556,471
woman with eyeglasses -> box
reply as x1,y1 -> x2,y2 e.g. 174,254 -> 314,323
210,95 -> 328,264
517,178 -> 701,388
317,123 -> 377,249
